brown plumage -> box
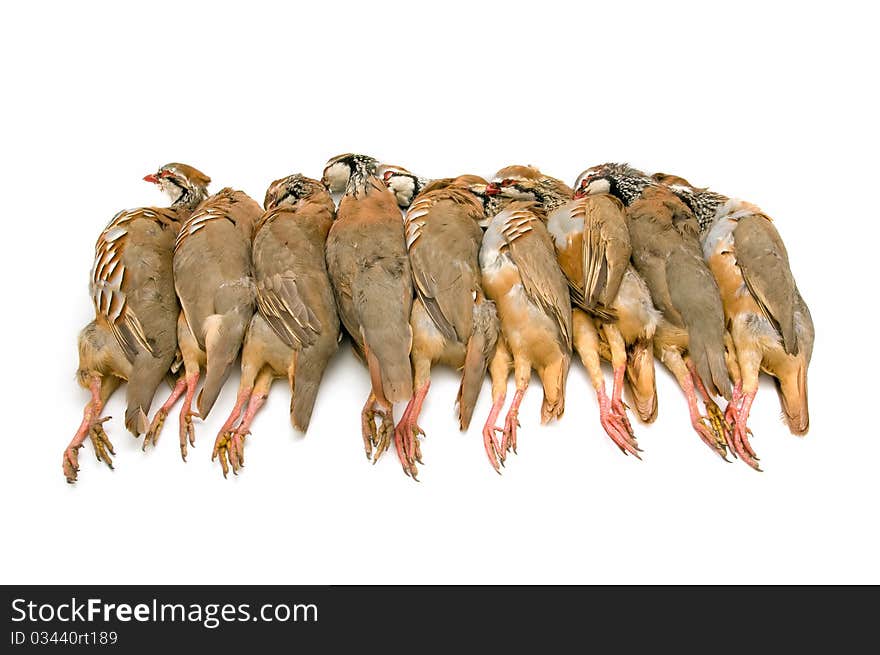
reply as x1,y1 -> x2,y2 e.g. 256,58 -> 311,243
654,172 -> 814,469
322,154 -> 415,476
577,164 -> 733,461
210,175 -> 340,477
63,163 -> 210,482
479,191 -> 572,471
146,185 -> 262,460
494,169 -> 660,456
386,173 -> 499,474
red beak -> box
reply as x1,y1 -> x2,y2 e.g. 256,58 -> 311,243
143,173 -> 159,184
485,183 -> 500,196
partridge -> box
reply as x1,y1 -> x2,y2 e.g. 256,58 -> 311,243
576,163 -> 733,460
653,172 -> 814,468
479,173 -> 572,471
383,172 -> 499,473
63,163 -> 210,482
211,175 -> 340,476
146,185 -> 262,460
491,167 -> 659,458
322,153 -> 416,476
377,164 -> 431,209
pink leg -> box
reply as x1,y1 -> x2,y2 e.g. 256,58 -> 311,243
501,388 -> 525,460
210,386 -> 253,478
596,381 -> 641,458
394,381 -> 429,479
482,394 -> 506,473
227,390 -> 268,474
725,381 -> 743,426
611,365 -> 637,442
730,390 -> 760,470
681,373 -> 728,460
62,377 -> 114,482
178,373 -> 200,461
687,360 -> 733,450
143,376 -> 187,450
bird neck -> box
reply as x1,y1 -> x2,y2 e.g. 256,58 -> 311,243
668,186 -> 728,233
344,156 -> 380,197
173,184 -> 209,211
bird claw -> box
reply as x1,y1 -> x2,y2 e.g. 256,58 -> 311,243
363,407 -> 394,466
483,425 -> 504,473
393,420 -> 423,479
500,412 -> 519,461
212,430 -> 245,478
89,416 -> 115,470
142,409 -> 168,451
62,445 -> 82,483
62,416 -> 114,483
695,416 -> 729,461
600,412 -> 642,459
179,411 -> 198,461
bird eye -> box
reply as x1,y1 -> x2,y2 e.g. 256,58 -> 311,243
383,171 -> 394,182
501,178 -> 513,187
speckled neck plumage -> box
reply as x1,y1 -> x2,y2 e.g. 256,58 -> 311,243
666,186 -> 729,233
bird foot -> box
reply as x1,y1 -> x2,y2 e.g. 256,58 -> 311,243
500,411 -> 519,462
599,409 -> 641,459
599,392 -> 641,458
393,419 -> 423,480
212,429 -> 246,478
729,422 -> 760,471
483,424 -> 504,473
179,410 -> 199,461
62,416 -> 115,483
143,409 -> 168,451
694,416 -> 729,461
362,406 -> 394,465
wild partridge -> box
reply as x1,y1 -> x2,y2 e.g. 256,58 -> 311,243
146,185 -> 262,460
322,154 -> 416,476
211,175 -> 340,477
377,164 -> 431,209
491,166 -> 659,458
479,173 -> 572,471
382,172 -> 500,473
63,163 -> 210,482
576,163 -> 733,461
653,172 -> 814,469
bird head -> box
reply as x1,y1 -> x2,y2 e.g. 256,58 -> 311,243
378,164 -> 425,209
263,174 -> 328,210
321,153 -> 379,194
143,163 -> 211,207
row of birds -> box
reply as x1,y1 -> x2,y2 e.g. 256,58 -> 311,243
64,154 -> 814,482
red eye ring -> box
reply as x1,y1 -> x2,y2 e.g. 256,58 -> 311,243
383,170 -> 394,182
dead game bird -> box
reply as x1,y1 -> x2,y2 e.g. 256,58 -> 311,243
383,171 -> 500,469
654,172 -> 814,469
577,163 -> 734,461
63,163 -> 210,482
322,154 -> 416,477
479,173 -> 572,471
491,166 -> 659,457
146,185 -> 262,460
211,175 -> 340,477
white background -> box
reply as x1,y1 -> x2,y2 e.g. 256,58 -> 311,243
2,1 -> 877,584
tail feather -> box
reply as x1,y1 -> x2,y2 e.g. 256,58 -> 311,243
290,340 -> 338,432
197,311 -> 250,418
777,357 -> 809,435
625,339 -> 657,423
689,326 -> 733,400
125,355 -> 173,436
456,299 -> 499,429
